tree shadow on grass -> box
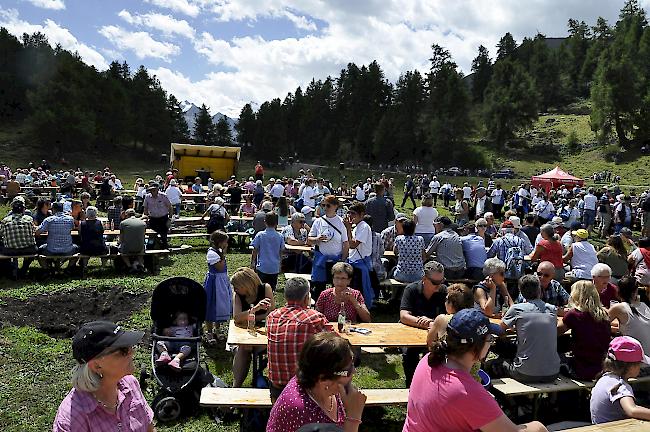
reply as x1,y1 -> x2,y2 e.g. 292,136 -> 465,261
360,353 -> 401,381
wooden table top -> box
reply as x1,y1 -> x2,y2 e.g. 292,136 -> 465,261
226,320 -> 428,348
565,419 -> 650,431
285,244 -> 312,253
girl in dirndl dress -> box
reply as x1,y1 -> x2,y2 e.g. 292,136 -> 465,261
203,231 -> 232,342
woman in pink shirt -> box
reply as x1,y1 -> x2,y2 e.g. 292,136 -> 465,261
403,309 -> 548,432
53,321 -> 154,432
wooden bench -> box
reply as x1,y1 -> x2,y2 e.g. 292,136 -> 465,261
167,232 -> 210,239
0,254 -> 39,279
200,387 -> 408,409
491,375 -> 650,420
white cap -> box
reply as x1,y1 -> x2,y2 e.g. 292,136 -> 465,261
301,206 -> 314,214
508,216 -> 521,229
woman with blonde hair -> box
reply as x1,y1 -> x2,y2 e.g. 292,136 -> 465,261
231,267 -> 274,387
557,280 -> 611,380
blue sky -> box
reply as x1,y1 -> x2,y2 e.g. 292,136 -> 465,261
1,0 -> 646,117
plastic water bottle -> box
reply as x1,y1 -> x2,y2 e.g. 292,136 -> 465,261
247,305 -> 256,336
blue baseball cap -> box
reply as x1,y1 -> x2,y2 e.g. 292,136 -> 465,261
447,309 -> 502,344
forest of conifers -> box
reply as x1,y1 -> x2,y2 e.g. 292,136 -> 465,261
1,0 -> 649,165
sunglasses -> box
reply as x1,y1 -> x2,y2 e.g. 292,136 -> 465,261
426,276 -> 445,286
333,360 -> 356,377
536,271 -> 553,278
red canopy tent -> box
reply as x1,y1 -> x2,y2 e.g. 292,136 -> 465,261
531,166 -> 584,194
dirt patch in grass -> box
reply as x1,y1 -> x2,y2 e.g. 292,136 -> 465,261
0,286 -> 149,338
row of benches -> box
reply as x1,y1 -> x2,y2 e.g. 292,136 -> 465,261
0,249 -> 170,279
198,375 -> 650,429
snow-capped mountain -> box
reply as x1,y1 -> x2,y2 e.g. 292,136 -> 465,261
181,101 -> 238,138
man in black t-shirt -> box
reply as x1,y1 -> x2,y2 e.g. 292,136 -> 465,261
399,261 -> 447,387
227,181 -> 243,215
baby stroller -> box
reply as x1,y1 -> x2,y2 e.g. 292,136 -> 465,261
147,277 -> 213,422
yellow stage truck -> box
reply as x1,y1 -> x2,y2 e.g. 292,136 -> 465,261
170,143 -> 241,183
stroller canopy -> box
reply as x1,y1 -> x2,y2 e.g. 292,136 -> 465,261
151,277 -> 207,327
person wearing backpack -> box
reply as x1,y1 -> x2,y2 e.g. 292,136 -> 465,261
201,196 -> 230,234
613,195 -> 633,235
486,220 -> 526,281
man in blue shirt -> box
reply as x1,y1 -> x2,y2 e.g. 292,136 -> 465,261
460,221 -> 488,280
35,201 -> 78,269
251,212 -> 285,291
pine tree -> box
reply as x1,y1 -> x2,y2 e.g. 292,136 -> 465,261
167,94 -> 190,142
215,116 -> 233,146
470,45 -> 492,103
235,103 -> 256,147
483,59 -> 539,147
496,32 -> 517,61
193,104 -> 217,146
424,44 -> 473,163
564,19 -> 592,97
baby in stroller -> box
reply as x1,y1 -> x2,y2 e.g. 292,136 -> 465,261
156,311 -> 193,371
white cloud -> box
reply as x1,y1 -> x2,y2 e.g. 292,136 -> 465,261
143,0 -> 201,18
99,25 -> 180,62
284,10 -> 317,31
0,8 -> 107,69
23,0 -> 65,10
118,9 -> 195,38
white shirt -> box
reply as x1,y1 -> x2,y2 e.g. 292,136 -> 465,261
270,183 -> 285,198
584,193 -> 598,211
462,186 -> 472,200
429,180 -> 440,194
491,189 -> 503,205
413,206 -> 438,234
301,186 -> 317,207
475,196 -> 487,216
309,215 -> 348,256
517,188 -> 530,200
165,186 -> 183,205
355,186 -> 365,201
534,200 -> 555,219
349,220 -> 372,261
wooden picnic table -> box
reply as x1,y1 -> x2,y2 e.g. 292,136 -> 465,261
37,229 -> 157,237
20,185 -> 58,191
181,193 -> 208,199
226,320 -> 428,348
173,216 -> 253,225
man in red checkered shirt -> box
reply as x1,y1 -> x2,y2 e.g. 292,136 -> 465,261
266,277 -> 331,401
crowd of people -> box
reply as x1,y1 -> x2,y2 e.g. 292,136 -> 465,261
5,159 -> 650,431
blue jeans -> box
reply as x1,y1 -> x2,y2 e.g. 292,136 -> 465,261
583,209 -> 596,228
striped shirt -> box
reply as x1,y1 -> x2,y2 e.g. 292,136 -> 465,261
426,229 -> 466,270
53,375 -> 153,432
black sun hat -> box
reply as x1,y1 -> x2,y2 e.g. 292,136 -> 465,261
72,321 -> 144,363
